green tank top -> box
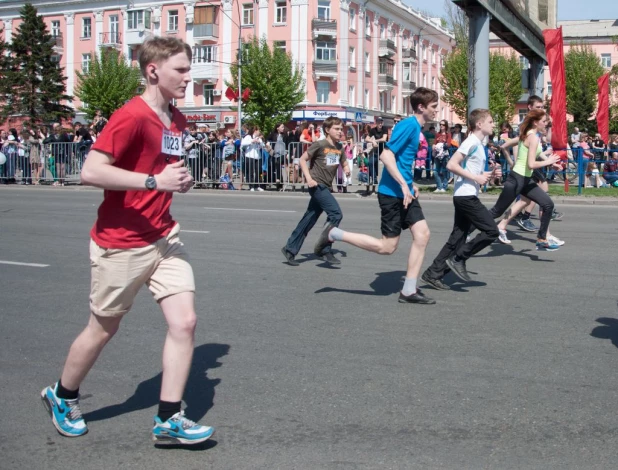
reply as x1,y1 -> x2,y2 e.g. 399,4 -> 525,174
513,131 -> 542,177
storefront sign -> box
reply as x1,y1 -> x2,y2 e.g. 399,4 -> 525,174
184,112 -> 221,123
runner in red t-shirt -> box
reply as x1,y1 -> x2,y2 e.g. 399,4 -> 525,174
40,36 -> 214,446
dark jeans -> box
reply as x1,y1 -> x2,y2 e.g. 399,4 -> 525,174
490,172 -> 554,239
426,196 -> 499,280
269,156 -> 283,184
368,154 -> 379,184
284,184 -> 343,256
605,173 -> 618,185
244,157 -> 262,189
434,158 -> 448,189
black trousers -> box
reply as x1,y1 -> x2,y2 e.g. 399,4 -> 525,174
426,196 -> 499,280
489,172 -> 554,239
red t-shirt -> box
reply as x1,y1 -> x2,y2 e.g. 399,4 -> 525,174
89,97 -> 186,249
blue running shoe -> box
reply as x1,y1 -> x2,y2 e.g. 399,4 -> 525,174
536,239 -> 560,251
152,411 -> 214,445
517,218 -> 538,232
40,383 -> 88,437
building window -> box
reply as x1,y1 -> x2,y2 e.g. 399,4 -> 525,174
128,10 -> 151,30
316,80 -> 330,103
195,6 -> 217,25
193,45 -> 216,63
315,41 -> 336,61
349,85 -> 355,107
518,108 -> 527,123
51,20 -> 60,37
379,92 -> 385,112
82,53 -> 91,73
171,98 -> 178,106
547,81 -> 552,95
168,10 -> 179,31
431,77 -> 435,90
317,0 -> 331,20
423,73 -> 427,87
204,84 -> 214,106
349,47 -> 355,69
364,89 -> 370,108
601,53 -> 611,68
242,4 -> 254,26
392,96 -> 396,113
349,8 -> 356,31
82,17 -> 91,39
365,52 -> 370,73
365,15 -> 371,36
431,49 -> 435,64
440,54 -> 445,68
519,56 -> 529,69
274,41 -> 286,53
422,44 -> 427,61
403,63 -> 411,82
275,2 -> 287,23
380,23 -> 385,39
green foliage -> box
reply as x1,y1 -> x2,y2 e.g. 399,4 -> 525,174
564,44 -> 605,130
227,37 -> 305,134
75,48 -> 142,120
2,3 -> 74,126
440,46 -> 522,125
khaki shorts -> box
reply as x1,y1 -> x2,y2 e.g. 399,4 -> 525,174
89,224 -> 195,317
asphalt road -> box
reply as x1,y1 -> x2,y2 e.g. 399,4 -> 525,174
1,187 -> 617,469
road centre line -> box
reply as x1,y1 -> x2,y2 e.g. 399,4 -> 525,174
204,207 -> 296,213
0,260 -> 49,268
181,230 -> 211,234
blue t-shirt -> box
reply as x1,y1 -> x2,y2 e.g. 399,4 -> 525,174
377,116 -> 420,199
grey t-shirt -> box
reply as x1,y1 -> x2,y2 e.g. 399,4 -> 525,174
308,139 -> 345,189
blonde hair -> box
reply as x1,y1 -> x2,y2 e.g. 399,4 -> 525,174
138,36 -> 192,77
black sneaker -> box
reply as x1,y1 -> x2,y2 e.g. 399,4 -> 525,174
421,271 -> 451,290
398,290 -> 436,304
314,222 -> 335,256
446,256 -> 471,282
320,252 -> 341,265
281,246 -> 299,266
551,210 -> 564,221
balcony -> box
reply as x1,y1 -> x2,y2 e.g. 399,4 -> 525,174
401,48 -> 417,61
49,34 -> 63,55
401,81 -> 417,95
99,32 -> 122,48
378,73 -> 395,91
193,23 -> 219,41
192,46 -> 218,82
312,18 -> 337,39
378,38 -> 396,57
312,60 -> 338,81
125,27 -> 153,46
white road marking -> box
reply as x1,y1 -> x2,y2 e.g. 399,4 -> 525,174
0,260 -> 49,268
203,207 -> 296,213
182,230 -> 210,234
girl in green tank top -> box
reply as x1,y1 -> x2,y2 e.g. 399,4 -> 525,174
512,130 -> 542,177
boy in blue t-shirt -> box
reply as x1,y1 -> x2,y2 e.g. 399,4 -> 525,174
313,88 -> 439,304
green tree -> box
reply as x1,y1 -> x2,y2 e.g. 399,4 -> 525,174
443,0 -> 468,46
2,3 -> 73,127
0,29 -> 12,111
439,46 -> 522,124
608,63 -> 618,134
564,44 -> 604,131
75,48 -> 142,120
227,37 -> 305,134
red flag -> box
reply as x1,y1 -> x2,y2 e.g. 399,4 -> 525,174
543,27 -> 568,191
225,86 -> 239,101
597,73 -> 610,145
241,88 -> 251,101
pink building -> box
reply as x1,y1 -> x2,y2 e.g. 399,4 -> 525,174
490,19 -> 618,126
0,0 -> 456,131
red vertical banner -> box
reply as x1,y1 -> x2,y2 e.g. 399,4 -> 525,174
543,27 -> 568,190
597,73 -> 610,145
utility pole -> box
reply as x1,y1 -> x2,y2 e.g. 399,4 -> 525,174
237,42 -> 242,134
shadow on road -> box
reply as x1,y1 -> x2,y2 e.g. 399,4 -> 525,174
590,317 -> 618,348
84,343 -> 230,423
315,270 -> 406,296
475,242 -> 555,262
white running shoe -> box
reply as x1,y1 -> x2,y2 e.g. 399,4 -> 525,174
257,187 -> 265,192
548,234 -> 565,246
498,229 -> 512,245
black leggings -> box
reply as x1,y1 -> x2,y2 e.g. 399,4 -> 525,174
490,172 -> 554,239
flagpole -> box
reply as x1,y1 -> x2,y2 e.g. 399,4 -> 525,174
236,1 -> 242,135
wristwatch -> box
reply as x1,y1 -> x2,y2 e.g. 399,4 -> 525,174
145,175 -> 157,190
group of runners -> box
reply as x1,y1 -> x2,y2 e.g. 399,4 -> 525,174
40,36 -> 563,446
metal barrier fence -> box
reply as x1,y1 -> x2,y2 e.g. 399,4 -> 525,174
3,140 -> 615,194
0,141 -> 90,185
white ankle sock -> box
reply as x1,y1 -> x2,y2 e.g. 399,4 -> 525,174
402,277 -> 417,296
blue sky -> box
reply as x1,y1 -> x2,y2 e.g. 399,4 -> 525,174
404,0 -> 618,22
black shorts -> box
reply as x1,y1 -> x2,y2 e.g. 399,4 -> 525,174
378,194 -> 425,237
532,168 -> 546,183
